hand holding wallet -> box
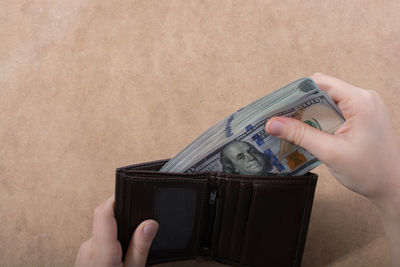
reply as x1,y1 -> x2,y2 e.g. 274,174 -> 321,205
114,159 -> 317,267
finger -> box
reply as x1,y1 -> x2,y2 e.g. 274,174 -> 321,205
124,220 -> 159,267
311,72 -> 360,103
266,117 -> 340,164
92,195 -> 118,244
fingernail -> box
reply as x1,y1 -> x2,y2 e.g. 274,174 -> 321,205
266,120 -> 284,136
143,222 -> 158,237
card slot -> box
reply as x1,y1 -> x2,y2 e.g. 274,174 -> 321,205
214,179 -> 241,259
117,176 -> 208,264
239,181 -> 313,267
151,186 -> 198,251
145,180 -> 208,263
228,182 -> 253,262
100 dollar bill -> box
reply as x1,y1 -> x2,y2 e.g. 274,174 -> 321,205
161,78 -> 345,176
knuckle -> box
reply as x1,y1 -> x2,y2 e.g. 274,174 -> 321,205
312,72 -> 323,77
369,89 -> 382,101
80,240 -> 90,251
365,89 -> 381,102
311,72 -> 325,81
360,90 -> 383,113
93,206 -> 104,218
290,124 -> 307,147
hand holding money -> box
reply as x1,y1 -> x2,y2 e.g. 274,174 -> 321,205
267,73 -> 400,202
267,73 -> 400,267
161,76 -> 345,175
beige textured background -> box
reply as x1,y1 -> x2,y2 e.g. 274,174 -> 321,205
1,1 -> 399,266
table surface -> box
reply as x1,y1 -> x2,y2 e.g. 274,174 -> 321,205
1,1 -> 399,266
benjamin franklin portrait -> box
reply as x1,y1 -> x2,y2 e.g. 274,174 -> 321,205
220,140 -> 273,176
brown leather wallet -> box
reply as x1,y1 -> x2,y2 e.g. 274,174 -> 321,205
114,159 -> 317,267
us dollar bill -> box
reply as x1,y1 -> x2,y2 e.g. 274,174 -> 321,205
160,78 -> 345,176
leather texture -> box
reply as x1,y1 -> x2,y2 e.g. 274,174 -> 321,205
115,159 -> 318,267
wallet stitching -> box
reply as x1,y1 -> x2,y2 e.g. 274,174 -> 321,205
126,161 -> 166,170
122,179 -> 209,184
125,175 -> 310,184
122,170 -> 313,184
126,176 -> 312,184
120,173 -> 210,179
212,174 -> 313,184
120,173 -> 209,181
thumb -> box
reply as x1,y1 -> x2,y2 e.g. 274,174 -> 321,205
124,220 -> 159,267
265,117 -> 338,163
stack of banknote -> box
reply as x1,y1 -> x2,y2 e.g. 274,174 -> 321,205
160,78 -> 345,176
